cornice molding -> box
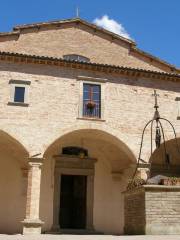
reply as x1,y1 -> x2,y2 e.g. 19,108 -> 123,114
0,51 -> 180,82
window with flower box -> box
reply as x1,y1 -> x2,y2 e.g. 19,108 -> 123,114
83,83 -> 101,118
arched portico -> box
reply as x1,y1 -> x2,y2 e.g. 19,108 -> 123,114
40,128 -> 136,234
0,130 -> 29,234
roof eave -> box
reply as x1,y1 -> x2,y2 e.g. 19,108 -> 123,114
0,51 -> 179,82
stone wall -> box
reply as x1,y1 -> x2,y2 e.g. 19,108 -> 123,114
124,185 -> 180,235
146,186 -> 180,234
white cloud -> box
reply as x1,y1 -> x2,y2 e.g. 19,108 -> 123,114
93,15 -> 131,40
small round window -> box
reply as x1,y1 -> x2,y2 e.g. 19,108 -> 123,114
63,54 -> 90,63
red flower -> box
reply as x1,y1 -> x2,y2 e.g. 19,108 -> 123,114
86,101 -> 96,110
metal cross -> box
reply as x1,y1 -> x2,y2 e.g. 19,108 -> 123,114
152,89 -> 159,110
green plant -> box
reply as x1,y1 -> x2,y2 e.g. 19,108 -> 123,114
170,177 -> 178,185
161,177 -> 180,186
127,176 -> 146,190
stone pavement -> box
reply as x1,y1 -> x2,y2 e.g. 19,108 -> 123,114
0,235 -> 180,240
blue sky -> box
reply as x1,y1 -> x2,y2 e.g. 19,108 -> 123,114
1,0 -> 180,67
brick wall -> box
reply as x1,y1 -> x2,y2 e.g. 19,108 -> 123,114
0,60 -> 180,159
124,188 -> 145,234
0,23 -> 174,72
124,185 -> 180,235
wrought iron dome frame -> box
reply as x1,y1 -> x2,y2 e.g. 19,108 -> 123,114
132,90 -> 180,182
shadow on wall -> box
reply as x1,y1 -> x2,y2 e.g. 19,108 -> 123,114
0,130 -> 29,234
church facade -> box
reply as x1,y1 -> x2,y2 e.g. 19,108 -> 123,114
0,18 -> 180,235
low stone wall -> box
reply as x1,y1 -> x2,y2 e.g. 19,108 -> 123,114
124,185 -> 180,235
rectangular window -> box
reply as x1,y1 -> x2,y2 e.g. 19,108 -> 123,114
14,86 -> 25,103
83,83 -> 101,118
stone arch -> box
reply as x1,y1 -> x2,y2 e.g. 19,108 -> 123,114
43,124 -> 137,164
0,130 -> 29,234
0,130 -> 29,163
40,125 -> 136,234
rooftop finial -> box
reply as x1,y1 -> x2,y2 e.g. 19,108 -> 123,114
76,7 -> 79,18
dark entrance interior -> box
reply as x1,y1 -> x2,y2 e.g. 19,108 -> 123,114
59,174 -> 87,229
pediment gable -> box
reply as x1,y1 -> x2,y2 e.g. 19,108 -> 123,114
0,18 -> 179,74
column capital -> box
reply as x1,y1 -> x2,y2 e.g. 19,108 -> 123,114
28,157 -> 44,167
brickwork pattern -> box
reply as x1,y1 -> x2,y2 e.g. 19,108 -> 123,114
124,189 -> 145,234
0,24 -> 174,72
8,66 -> 180,162
145,189 -> 180,234
124,186 -> 180,235
0,25 -> 179,234
0,61 -> 180,161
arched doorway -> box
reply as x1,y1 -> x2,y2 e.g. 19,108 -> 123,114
0,131 -> 29,234
41,129 -> 136,234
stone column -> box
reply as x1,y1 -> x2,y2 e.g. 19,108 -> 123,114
22,158 -> 44,234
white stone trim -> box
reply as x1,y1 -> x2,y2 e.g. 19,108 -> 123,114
9,79 -> 31,105
77,75 -> 108,83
